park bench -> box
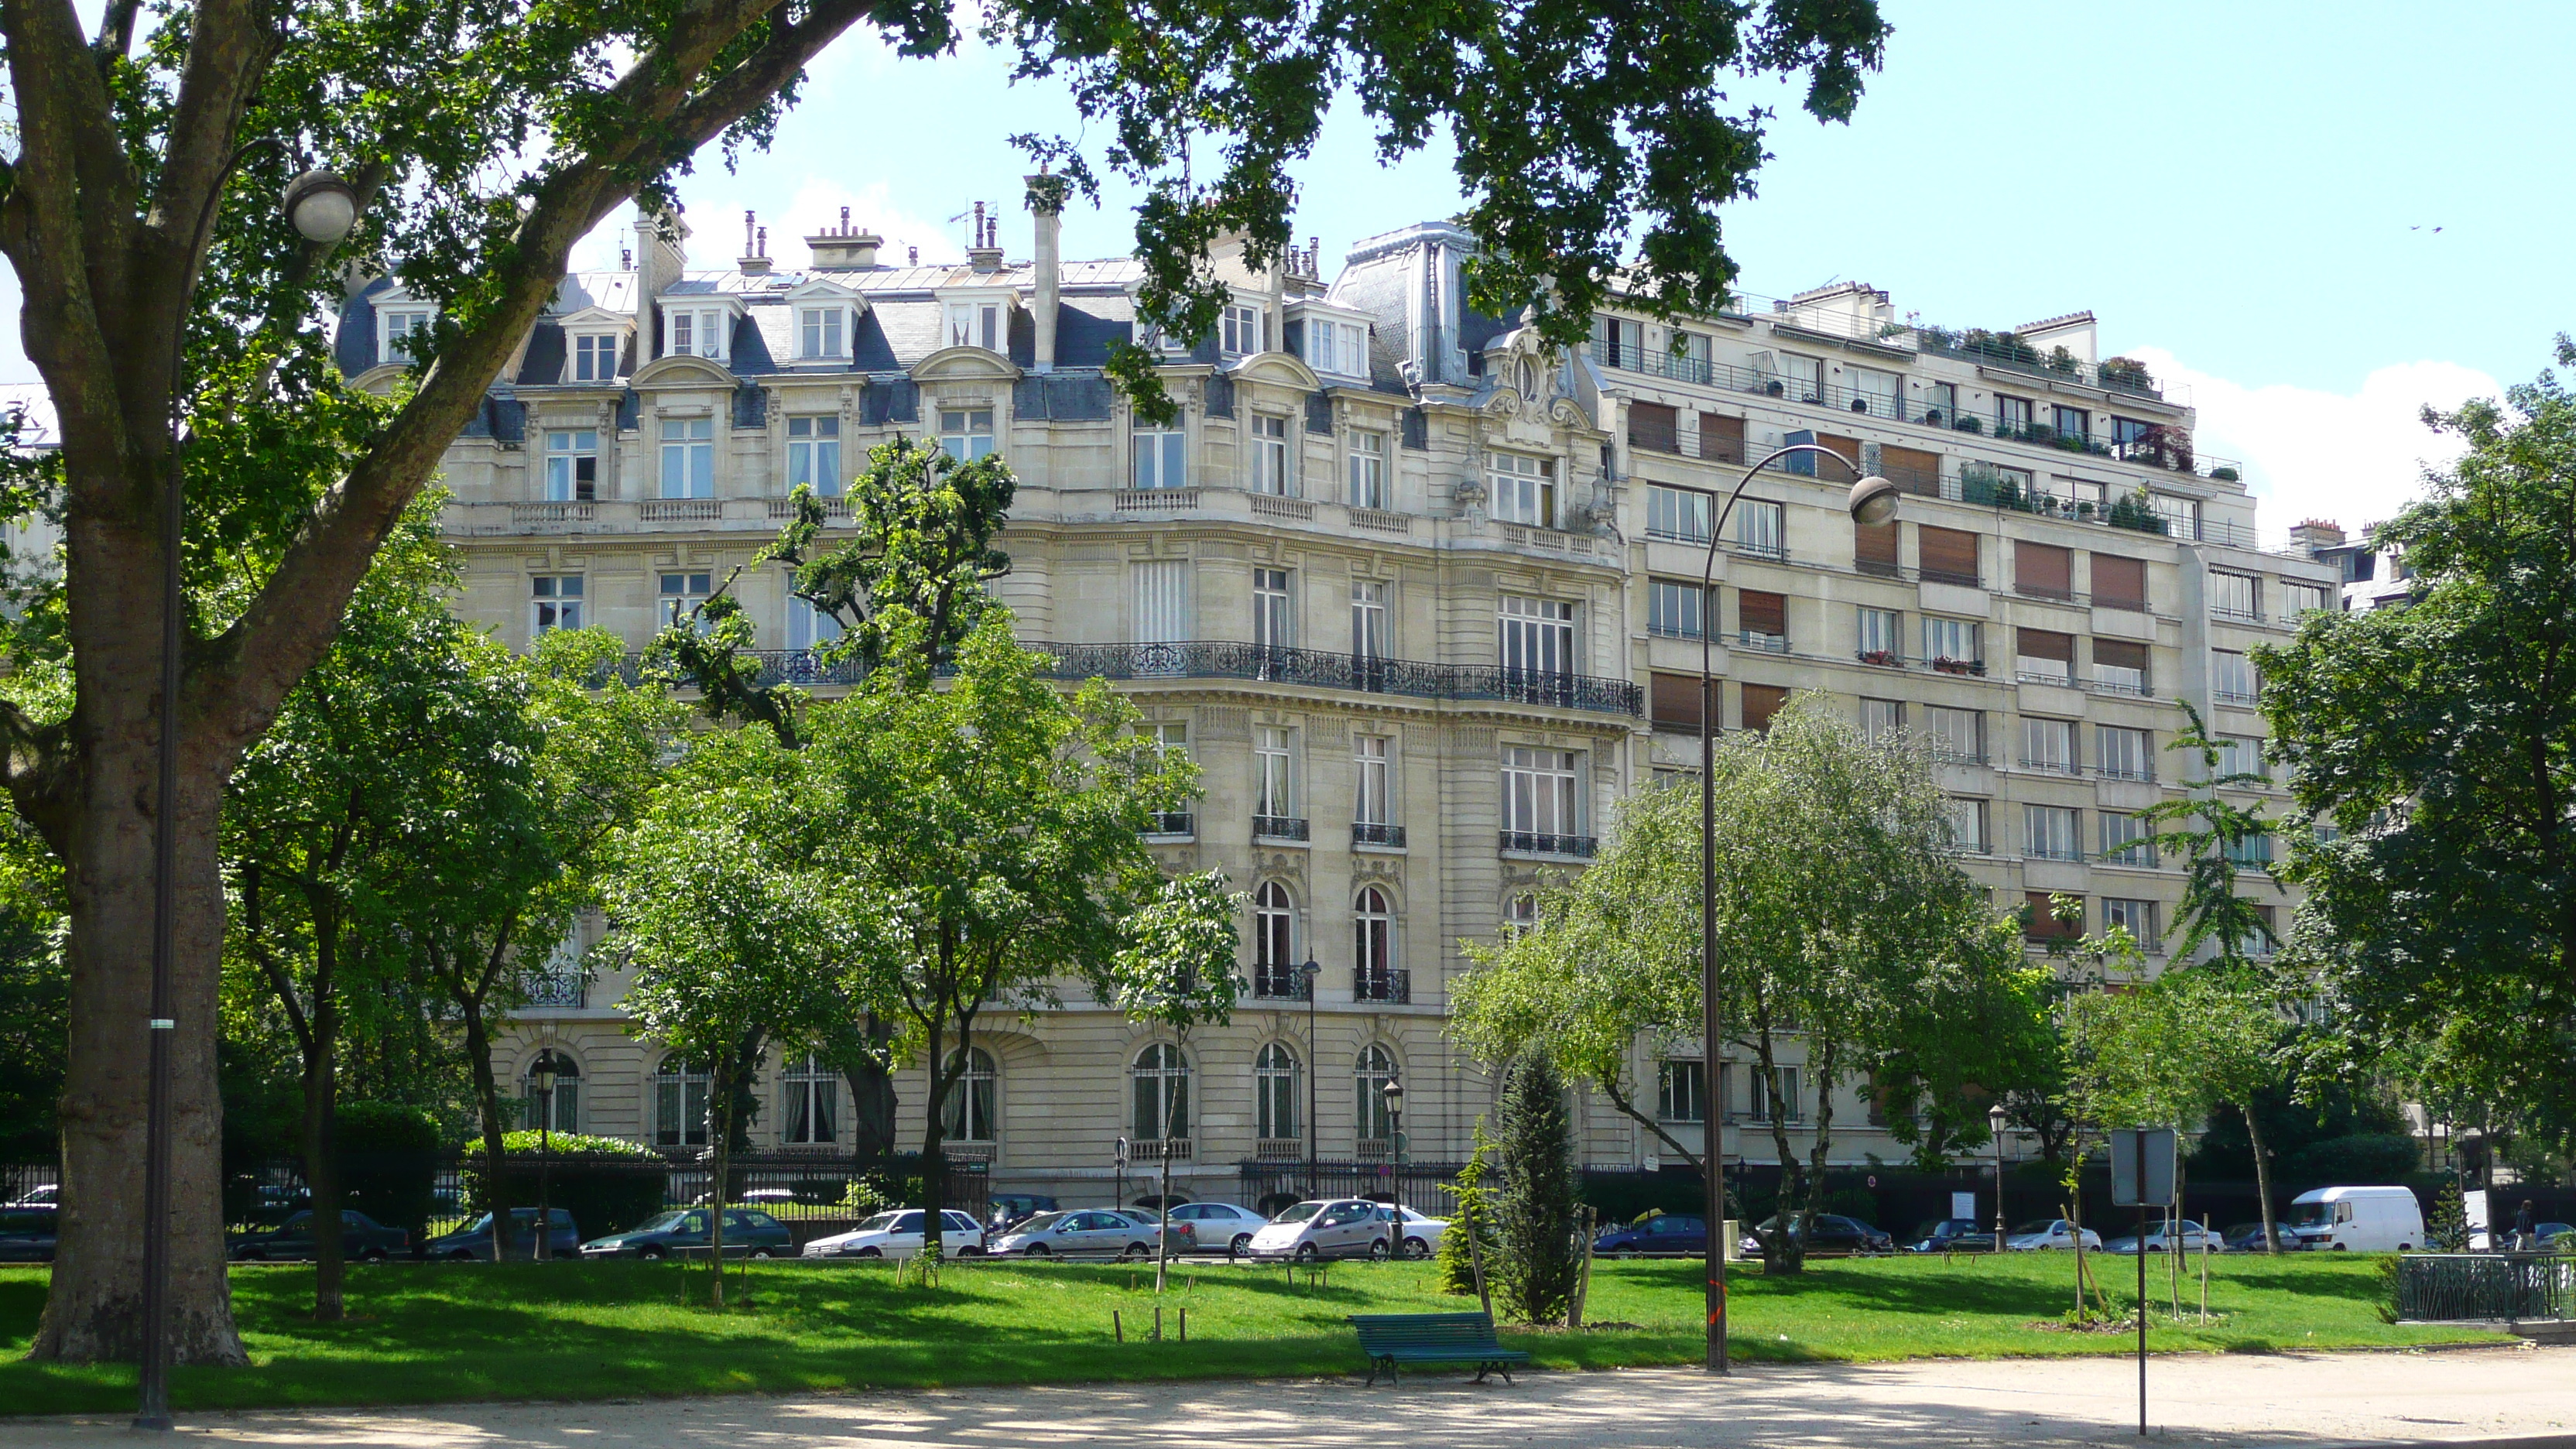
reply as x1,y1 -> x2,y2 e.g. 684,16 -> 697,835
1345,1311 -> 1530,1386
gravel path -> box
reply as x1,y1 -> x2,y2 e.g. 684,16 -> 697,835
17,1345 -> 2574,1447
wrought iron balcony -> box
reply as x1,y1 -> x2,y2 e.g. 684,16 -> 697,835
522,973 -> 584,1009
1352,966 -> 1411,1005
1253,814 -> 1310,842
1143,811 -> 1195,837
1500,831 -> 1598,859
1351,822 -> 1407,848
1252,964 -> 1311,1001
1030,641 -> 1644,718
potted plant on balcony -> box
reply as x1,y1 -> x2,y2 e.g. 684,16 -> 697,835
2211,465 -> 2239,482
2097,356 -> 2155,392
1953,415 -> 1982,434
1764,379 -> 1786,397
1931,656 -> 1982,677
1857,649 -> 1900,667
2106,489 -> 2168,536
1920,407 -> 1942,426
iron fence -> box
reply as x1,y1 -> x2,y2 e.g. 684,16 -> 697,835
1236,1158 -> 1464,1218
2396,1252 -> 2575,1322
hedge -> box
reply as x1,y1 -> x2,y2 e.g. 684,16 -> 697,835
457,1132 -> 669,1239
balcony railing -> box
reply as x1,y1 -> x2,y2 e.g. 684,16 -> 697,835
522,973 -> 584,1009
1252,965 -> 1311,1001
1351,822 -> 1408,848
1252,1139 -> 1305,1160
1736,630 -> 1790,655
1143,811 -> 1195,838
1352,967 -> 1411,1005
1126,1137 -> 1194,1162
1253,814 -> 1310,842
1031,641 -> 1644,718
1501,831 -> 1598,858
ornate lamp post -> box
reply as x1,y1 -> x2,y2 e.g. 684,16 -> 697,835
1382,1078 -> 1406,1259
533,1056 -> 558,1262
1696,450 -> 1898,1374
1990,1102 -> 2010,1255
1300,955 -> 1321,1201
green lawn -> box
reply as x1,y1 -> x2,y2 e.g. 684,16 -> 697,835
0,1252 -> 2508,1416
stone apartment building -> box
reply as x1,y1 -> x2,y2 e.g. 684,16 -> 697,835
341,192 -> 2338,1209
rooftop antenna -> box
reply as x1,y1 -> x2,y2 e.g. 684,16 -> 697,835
909,245 -> 919,265
745,209 -> 756,255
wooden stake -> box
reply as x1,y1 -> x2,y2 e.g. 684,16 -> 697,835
1153,1304 -> 1163,1342
1180,1306 -> 1187,1342
1113,1310 -> 1123,1343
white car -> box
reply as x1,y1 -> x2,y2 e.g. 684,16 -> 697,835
1160,1201 -> 1276,1257
2102,1219 -> 2223,1255
2,1184 -> 57,1210
2003,1218 -> 2103,1252
803,1208 -> 988,1259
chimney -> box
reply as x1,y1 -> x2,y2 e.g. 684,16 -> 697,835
637,202 -> 690,353
2290,519 -> 2347,555
1026,174 -> 1062,372
967,200 -> 1005,272
806,205 -> 883,269
738,209 -> 770,275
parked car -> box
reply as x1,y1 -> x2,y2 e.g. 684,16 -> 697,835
423,1208 -> 581,1261
1739,1214 -> 1895,1256
2221,1221 -> 2299,1253
2540,1222 -> 2574,1250
2284,1186 -> 2423,1252
1906,1218 -> 1999,1252
1245,1198 -> 1423,1261
987,1209 -> 1168,1258
987,1194 -> 1058,1231
228,1210 -> 410,1262
803,1209 -> 988,1259
2000,1218 -> 2102,1252
0,1207 -> 58,1262
1597,1213 -> 1711,1257
577,1207 -> 793,1259
1161,1201 -> 1275,1256
2102,1219 -> 2222,1255
3,1184 -> 58,1210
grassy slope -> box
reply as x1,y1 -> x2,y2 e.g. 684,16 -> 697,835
0,1253 -> 2504,1416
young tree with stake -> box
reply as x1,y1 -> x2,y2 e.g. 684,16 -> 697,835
1107,871 -> 1242,1292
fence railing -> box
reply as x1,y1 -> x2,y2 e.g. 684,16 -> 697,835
1235,1158 -> 1464,1218
2396,1252 -> 2576,1321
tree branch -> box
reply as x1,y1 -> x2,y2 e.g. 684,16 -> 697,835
1598,1076 -> 1702,1175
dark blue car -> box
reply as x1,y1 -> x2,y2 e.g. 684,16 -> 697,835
1595,1213 -> 1710,1257
579,1207 -> 793,1259
424,1208 -> 581,1260
0,1207 -> 57,1262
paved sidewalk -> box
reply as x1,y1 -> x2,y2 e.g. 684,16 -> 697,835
18,1345 -> 2574,1448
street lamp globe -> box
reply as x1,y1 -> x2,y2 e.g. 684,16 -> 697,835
1988,1102 -> 2008,1136
283,170 -> 360,245
1847,474 -> 1901,526
1381,1077 -> 1404,1115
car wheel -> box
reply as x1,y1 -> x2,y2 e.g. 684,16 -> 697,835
750,1248 -> 779,1259
1615,1247 -> 1639,1260
444,1250 -> 471,1262
1404,1236 -> 1430,1260
1294,1242 -> 1318,1263
1368,1238 -> 1390,1262
857,1247 -> 882,1259
1230,1233 -> 1253,1258
363,1249 -> 389,1262
1121,1242 -> 1150,1261
2332,1242 -> 2348,1251
1026,1242 -> 1050,1257
638,1244 -> 668,1261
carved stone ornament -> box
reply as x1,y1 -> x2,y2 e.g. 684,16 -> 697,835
1483,390 -> 1519,419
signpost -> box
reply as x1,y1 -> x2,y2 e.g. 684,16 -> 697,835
1115,1136 -> 1129,1212
2109,1127 -> 2177,1439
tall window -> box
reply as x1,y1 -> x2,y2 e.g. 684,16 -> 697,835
1646,485 -> 1710,543
1351,581 -> 1389,659
1923,706 -> 1981,762
1947,797 -> 1990,853
1750,1065 -> 1801,1122
939,408 -> 995,462
2100,810 -> 2153,865
1779,353 -> 1822,402
2212,649 -> 2259,704
1132,560 -> 1190,642
1591,314 -> 1642,369
1133,423 -> 1187,489
1502,891 -> 1540,940
1657,1060 -> 1706,1123
2210,571 -> 2259,620
1647,579 -> 1704,639
1923,616 -> 1982,666
1355,1044 -> 1398,1141
522,1050 -> 579,1132
779,1052 -> 838,1145
2021,717 -> 2076,773
1307,318 -> 1365,375
2215,735 -> 2265,781
1355,735 -> 1392,825
1252,567 -> 1293,649
2026,805 -> 2082,862
1131,1043 -> 1190,1141
1347,431 -> 1387,509
1860,699 -> 1903,742
786,596 -> 844,653
674,307 -> 728,359
2098,726 -> 2153,782
1498,595 -> 1576,676
543,430 -> 599,502
1252,882 -> 1297,998
572,333 -> 618,382
1926,382 -> 1958,423
2102,898 -> 2159,950
659,572 -> 714,630
1995,395 -> 2033,435
382,308 -> 433,365
2051,405 -> 2089,442
658,416 -> 714,498
1849,366 -> 1901,418
1735,498 -> 1784,557
945,300 -> 1001,351
942,1046 -> 997,1142
1857,607 -> 1903,659
1354,889 -> 1397,999
799,307 -> 846,360
2283,581 -> 2330,616
786,416 -> 841,496
1502,746 -> 1581,839
1488,453 -> 1557,527
1256,1043 -> 1300,1141
531,575 -> 584,634
1221,302 -> 1264,357
653,1057 -> 711,1146
1255,726 -> 1296,819
1250,414 -> 1291,495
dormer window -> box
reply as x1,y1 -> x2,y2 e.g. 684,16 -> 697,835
1304,318 -> 1367,377
382,308 -> 433,365
1221,302 -> 1266,358
662,305 -> 730,362
799,306 -> 847,361
570,333 -> 620,382
945,300 -> 1002,351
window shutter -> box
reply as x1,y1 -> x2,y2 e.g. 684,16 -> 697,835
1855,519 -> 1899,576
2016,543 -> 2074,599
2094,639 -> 2150,674
1628,402 -> 1678,454
2092,553 -> 2147,610
2024,890 -> 2082,940
1698,412 -> 1746,464
1814,433 -> 1863,481
1742,683 -> 1790,732
2017,628 -> 2075,664
1881,444 -> 1941,495
1919,526 -> 1980,584
1650,672 -> 1705,731
1738,590 -> 1787,638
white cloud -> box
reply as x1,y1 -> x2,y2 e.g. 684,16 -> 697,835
2127,347 -> 2499,542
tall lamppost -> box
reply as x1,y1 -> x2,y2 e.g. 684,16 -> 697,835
135,163 -> 359,1434
1697,448 -> 1898,1375
1382,1078 -> 1406,1259
1989,1102 -> 2010,1255
533,1056 -> 558,1262
1300,955 -> 1321,1201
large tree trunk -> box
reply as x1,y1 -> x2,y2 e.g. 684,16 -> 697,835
30,724 -> 243,1364
842,1012 -> 899,1163
2244,1102 -> 2280,1255
920,1014 -> 950,1263
299,985 -> 344,1322
1800,1043 -> 1839,1258
459,995 -> 516,1259
704,1052 -> 731,1310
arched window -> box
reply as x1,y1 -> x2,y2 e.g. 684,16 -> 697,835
1355,1044 -> 1399,1142
1131,1043 -> 1190,1141
653,1057 -> 711,1146
522,1050 -> 580,1133
1354,886 -> 1398,1001
779,1052 -> 838,1146
1255,1043 -> 1301,1142
942,1046 -> 998,1142
1514,356 -> 1537,399
1502,891 -> 1540,941
1253,882 -> 1297,998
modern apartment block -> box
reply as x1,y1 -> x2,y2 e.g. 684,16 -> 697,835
352,194 -> 2338,1203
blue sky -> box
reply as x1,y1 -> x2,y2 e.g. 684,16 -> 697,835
9,2 -> 2562,534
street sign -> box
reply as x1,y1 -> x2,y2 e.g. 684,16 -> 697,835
1951,1191 -> 1977,1221
1114,1136 -> 1129,1166
2109,1127 -> 2177,1208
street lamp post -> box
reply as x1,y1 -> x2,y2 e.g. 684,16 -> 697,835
1300,956 -> 1321,1202
1990,1102 -> 2010,1255
135,163 -> 358,1434
1697,449 -> 1897,1375
1382,1079 -> 1406,1259
533,1057 -> 557,1262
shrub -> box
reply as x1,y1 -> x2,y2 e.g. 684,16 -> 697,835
1491,1052 -> 1580,1324
336,1101 -> 441,1241
2211,465 -> 2240,482
457,1131 -> 667,1239
2427,1181 -> 2468,1252
1437,1129 -> 1499,1297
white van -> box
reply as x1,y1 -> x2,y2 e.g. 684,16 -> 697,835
2285,1186 -> 2424,1252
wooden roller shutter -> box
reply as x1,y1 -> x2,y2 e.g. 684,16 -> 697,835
2016,542 -> 2074,600
1919,526 -> 1981,585
1628,402 -> 1679,454
1699,412 -> 1746,464
1882,444 -> 1942,497
1855,519 -> 1899,577
2094,639 -> 2150,675
2091,553 -> 2147,610
1651,672 -> 1705,731
1742,683 -> 1791,733
1738,590 -> 1788,639
2017,628 -> 2076,664
1814,433 -> 1863,481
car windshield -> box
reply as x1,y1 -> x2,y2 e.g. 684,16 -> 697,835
855,1212 -> 901,1233
457,1214 -> 494,1233
2287,1204 -> 2333,1228
2010,1221 -> 2060,1235
633,1211 -> 693,1234
1270,1202 -> 1325,1224
1013,1213 -> 1067,1235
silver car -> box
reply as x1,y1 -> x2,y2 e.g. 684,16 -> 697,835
987,1208 -> 1161,1259
1245,1198 -> 1402,1261
1163,1201 -> 1274,1256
